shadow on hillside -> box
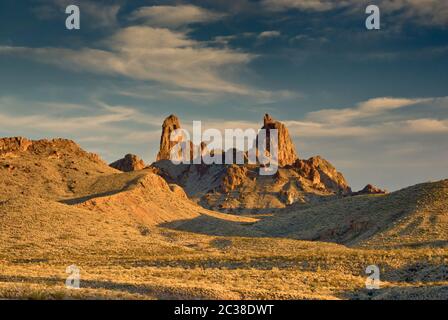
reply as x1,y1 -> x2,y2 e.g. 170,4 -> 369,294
197,191 -> 329,216
388,240 -> 448,249
2,274 -> 446,300
160,213 -> 448,250
0,274 -> 219,299
342,285 -> 448,300
340,262 -> 448,299
160,214 -> 264,238
381,263 -> 448,283
60,176 -> 143,205
198,205 -> 284,215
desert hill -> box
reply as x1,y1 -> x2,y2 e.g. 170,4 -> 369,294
0,137 -> 252,226
0,136 -> 447,300
253,180 -> 448,248
2,136 -> 444,250
0,137 -> 117,201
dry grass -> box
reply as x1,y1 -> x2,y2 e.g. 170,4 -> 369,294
254,180 -> 448,248
0,138 -> 447,300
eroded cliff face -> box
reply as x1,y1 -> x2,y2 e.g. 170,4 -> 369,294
156,114 -> 182,161
293,156 -> 351,194
258,114 -> 298,167
151,114 -> 352,213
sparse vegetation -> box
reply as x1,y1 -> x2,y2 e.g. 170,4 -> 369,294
0,137 -> 447,300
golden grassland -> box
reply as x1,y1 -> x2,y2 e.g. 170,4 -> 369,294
1,194 -> 446,300
0,140 -> 447,300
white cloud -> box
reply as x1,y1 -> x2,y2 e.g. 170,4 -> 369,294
279,96 -> 448,139
380,0 -> 448,27
306,97 -> 428,124
129,5 -> 224,28
105,26 -> 195,49
262,0 -> 448,26
284,120 -> 372,137
180,96 -> 448,140
262,0 -> 339,12
0,96 -> 162,134
258,31 -> 282,39
403,118 -> 448,133
0,96 -> 165,162
0,26 -> 253,95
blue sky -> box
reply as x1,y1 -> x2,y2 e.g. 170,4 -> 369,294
0,0 -> 447,191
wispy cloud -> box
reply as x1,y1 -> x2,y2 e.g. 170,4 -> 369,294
0,97 -> 161,135
258,31 -> 282,39
284,96 -> 448,138
129,5 -> 224,28
262,0 -> 448,27
306,97 -> 430,124
263,0 -> 337,12
403,118 -> 448,134
0,26 -> 253,95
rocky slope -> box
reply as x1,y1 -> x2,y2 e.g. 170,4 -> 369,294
253,179 -> 448,248
0,137 -> 249,227
0,137 -> 117,201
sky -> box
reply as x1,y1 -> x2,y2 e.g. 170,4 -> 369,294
0,0 -> 447,191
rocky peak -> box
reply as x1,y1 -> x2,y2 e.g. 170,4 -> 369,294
258,114 -> 298,167
110,154 -> 146,172
221,165 -> 249,193
156,115 -> 182,161
353,184 -> 387,196
263,114 -> 275,127
0,137 -> 104,163
0,137 -> 33,154
294,156 -> 351,194
156,115 -> 205,163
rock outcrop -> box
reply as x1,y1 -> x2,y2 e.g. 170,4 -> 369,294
221,165 -> 249,193
258,114 -> 298,167
156,115 -> 197,162
110,154 -> 146,172
0,137 -> 33,154
353,184 -> 387,196
156,115 -> 182,161
0,137 -> 105,164
294,156 -> 351,194
151,115 -> 351,212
